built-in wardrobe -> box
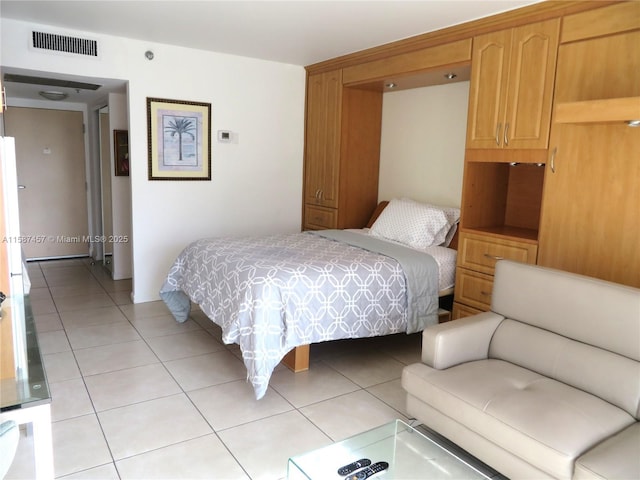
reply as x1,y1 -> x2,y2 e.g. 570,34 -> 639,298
301,1 -> 640,319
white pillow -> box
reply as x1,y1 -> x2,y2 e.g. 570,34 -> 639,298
401,198 -> 460,247
370,198 -> 449,248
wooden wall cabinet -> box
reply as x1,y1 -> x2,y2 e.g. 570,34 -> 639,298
456,3 -> 640,319
304,70 -> 342,214
302,2 -> 638,317
537,27 -> 640,288
455,18 -> 560,316
466,19 -> 560,151
303,70 -> 383,230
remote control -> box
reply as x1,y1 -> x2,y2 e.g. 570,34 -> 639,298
337,458 -> 371,476
345,461 -> 389,480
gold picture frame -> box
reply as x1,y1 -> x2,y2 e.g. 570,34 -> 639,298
146,97 -> 211,180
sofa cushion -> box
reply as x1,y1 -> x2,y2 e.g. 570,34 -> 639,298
574,423 -> 640,480
491,261 -> 640,362
402,360 -> 636,480
489,319 -> 640,418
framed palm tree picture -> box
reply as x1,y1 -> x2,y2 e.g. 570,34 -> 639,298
147,97 -> 211,180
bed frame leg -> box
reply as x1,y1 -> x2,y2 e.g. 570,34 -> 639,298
282,345 -> 310,372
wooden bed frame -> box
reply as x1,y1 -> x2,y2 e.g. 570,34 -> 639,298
281,200 -> 459,373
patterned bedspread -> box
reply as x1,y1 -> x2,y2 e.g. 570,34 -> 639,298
160,230 -> 439,399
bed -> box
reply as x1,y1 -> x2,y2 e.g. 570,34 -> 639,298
160,198 -> 459,399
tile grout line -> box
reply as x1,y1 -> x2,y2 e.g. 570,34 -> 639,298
57,260 -> 122,478
28,258 -> 423,479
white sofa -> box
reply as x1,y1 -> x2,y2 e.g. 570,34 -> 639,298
402,260 -> 640,480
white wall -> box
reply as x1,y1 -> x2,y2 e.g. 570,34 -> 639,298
1,19 -> 306,302
378,81 -> 469,208
107,92 -> 132,280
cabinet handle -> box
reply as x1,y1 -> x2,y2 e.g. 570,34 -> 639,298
483,253 -> 504,261
480,291 -> 491,296
495,123 -> 502,146
550,147 -> 557,173
504,122 -> 509,146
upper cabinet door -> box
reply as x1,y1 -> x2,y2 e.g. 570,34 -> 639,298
466,19 -> 560,151
504,19 -> 560,149
466,29 -> 512,149
304,70 -> 342,208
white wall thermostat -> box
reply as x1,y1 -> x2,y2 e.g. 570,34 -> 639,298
218,130 -> 237,143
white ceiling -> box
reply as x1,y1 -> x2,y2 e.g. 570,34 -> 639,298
0,0 -> 540,103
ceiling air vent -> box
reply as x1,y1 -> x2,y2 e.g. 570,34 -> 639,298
32,31 -> 98,57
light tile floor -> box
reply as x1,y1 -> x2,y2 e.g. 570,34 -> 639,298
6,258 -> 505,480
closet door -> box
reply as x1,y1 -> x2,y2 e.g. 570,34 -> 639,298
537,30 -> 640,288
537,123 -> 640,287
304,70 -> 341,209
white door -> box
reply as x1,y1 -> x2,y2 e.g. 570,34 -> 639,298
4,107 -> 89,259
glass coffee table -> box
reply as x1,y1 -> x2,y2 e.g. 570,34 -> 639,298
0,295 -> 53,480
288,419 -> 491,479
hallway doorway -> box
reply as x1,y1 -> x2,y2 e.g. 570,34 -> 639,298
4,106 -> 89,259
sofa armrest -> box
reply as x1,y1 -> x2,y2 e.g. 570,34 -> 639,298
574,422 -> 640,480
422,312 -> 504,369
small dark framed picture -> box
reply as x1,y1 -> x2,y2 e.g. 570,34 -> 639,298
114,129 -> 129,176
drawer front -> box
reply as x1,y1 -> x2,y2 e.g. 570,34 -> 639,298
459,232 -> 538,275
454,268 -> 494,311
452,301 -> 484,320
304,204 -> 337,230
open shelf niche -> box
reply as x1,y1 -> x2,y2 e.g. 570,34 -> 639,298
460,161 -> 545,243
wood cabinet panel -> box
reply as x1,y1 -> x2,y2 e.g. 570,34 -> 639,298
343,39 -> 472,85
303,71 -> 382,231
337,87 -> 382,229
303,205 -> 337,230
553,30 -> 640,104
460,162 -> 545,237
561,1 -> 640,44
466,29 -> 511,148
554,97 -> 640,124
454,231 -> 538,313
504,19 -> 559,149
454,268 -> 494,311
458,231 -> 538,276
304,70 -> 342,209
538,123 -> 640,287
452,301 -> 483,320
538,28 -> 640,289
466,19 -> 559,150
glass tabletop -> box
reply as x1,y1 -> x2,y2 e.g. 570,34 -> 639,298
288,419 -> 490,480
0,295 -> 51,412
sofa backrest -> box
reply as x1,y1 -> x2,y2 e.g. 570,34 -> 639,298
488,260 -> 640,419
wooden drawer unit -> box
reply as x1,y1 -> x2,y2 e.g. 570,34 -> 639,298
458,231 -> 538,276
452,302 -> 483,320
304,204 -> 337,230
454,231 -> 538,313
454,268 -> 494,311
